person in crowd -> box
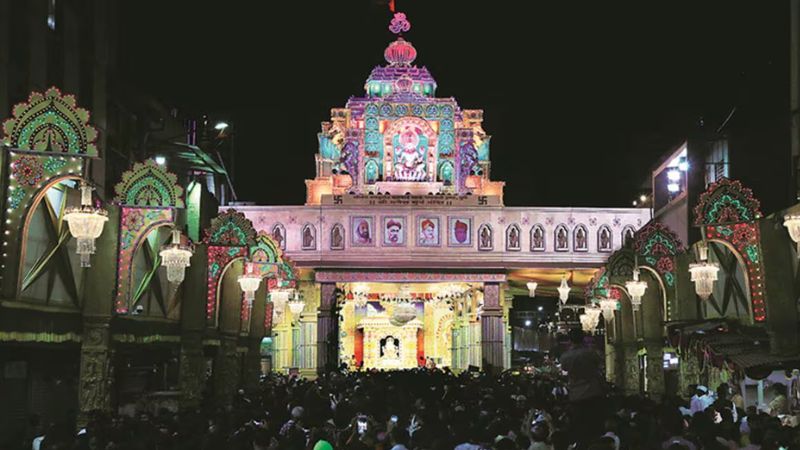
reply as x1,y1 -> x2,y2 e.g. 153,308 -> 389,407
559,328 -> 606,447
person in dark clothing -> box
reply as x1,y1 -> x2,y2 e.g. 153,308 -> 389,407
559,328 -> 606,448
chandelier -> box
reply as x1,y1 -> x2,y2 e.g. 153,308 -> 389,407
579,314 -> 595,332
238,263 -> 262,308
159,230 -> 193,285
527,282 -> 538,298
584,305 -> 601,329
63,183 -> 108,267
689,241 -> 719,301
390,302 -> 417,326
598,298 -> 619,322
287,290 -> 305,315
625,268 -> 647,311
784,214 -> 800,256
557,274 -> 570,304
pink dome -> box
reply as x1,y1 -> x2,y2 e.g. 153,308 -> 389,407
384,38 -> 417,66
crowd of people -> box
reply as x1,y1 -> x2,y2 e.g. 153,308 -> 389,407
10,329 -> 800,450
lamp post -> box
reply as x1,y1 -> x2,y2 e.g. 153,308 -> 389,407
625,268 -> 647,312
63,183 -> 108,267
159,229 -> 193,285
689,240 -> 719,301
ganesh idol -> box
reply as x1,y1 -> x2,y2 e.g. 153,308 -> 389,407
393,126 -> 427,181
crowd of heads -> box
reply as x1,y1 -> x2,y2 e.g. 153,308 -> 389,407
8,365 -> 800,449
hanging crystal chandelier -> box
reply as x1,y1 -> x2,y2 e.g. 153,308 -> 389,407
784,214 -> 800,256
689,241 -> 719,301
238,263 -> 262,308
625,268 -> 647,311
557,274 -> 570,304
288,290 -> 305,315
63,183 -> 108,267
579,313 -> 594,332
527,282 -> 538,298
585,305 -> 601,329
598,298 -> 619,322
159,230 -> 193,285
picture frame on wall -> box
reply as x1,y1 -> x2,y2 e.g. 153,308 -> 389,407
382,216 -> 406,247
351,216 -> 375,247
448,217 -> 472,247
417,216 -> 440,247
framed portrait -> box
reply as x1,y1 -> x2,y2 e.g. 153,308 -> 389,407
351,216 -> 375,247
530,224 -> 545,252
382,216 -> 406,247
417,216 -> 440,247
448,217 -> 472,247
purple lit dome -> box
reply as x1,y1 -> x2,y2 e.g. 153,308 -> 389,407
384,38 -> 417,66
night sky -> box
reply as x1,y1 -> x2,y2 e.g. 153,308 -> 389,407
119,1 -> 790,209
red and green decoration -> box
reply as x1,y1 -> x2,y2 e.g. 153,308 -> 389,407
204,209 -> 258,324
2,87 -> 98,156
634,221 -> 684,289
585,266 -> 610,302
114,208 -> 174,313
695,178 -> 766,322
694,178 -> 761,226
114,160 -> 185,208
113,160 -> 185,313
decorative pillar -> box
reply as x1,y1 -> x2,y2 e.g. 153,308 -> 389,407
480,282 -> 504,372
299,312 -> 318,377
243,338 -> 262,392
77,320 -> 113,426
212,335 -> 241,407
317,282 -> 338,374
178,331 -> 206,408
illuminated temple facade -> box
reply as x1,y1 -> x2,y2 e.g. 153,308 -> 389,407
231,17 -> 651,375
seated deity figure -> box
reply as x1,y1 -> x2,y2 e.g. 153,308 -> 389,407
394,126 -> 426,181
383,337 -> 399,359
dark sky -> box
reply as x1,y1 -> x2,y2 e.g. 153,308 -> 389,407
119,1 -> 790,208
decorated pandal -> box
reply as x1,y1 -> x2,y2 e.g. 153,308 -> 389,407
232,12 -> 650,373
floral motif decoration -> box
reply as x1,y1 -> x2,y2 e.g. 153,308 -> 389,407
634,222 -> 683,288
11,156 -> 44,187
694,178 -> 762,226
115,207 -> 174,313
114,159 -> 184,208
2,86 -> 98,155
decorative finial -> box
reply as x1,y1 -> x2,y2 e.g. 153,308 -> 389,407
389,12 -> 411,35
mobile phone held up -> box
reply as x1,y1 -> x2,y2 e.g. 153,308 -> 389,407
357,416 -> 368,434
390,415 -> 398,423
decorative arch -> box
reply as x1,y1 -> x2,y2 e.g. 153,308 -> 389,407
693,178 -> 765,321
301,223 -> 317,250
622,225 -> 636,247
383,116 -> 438,182
506,223 -> 521,251
271,223 -> 286,250
694,178 -> 762,226
477,223 -> 493,251
115,207 -> 175,313
2,87 -> 98,156
127,225 -> 179,318
554,224 -> 569,252
574,224 -> 588,252
204,209 -> 257,325
15,176 -> 83,304
364,160 -> 380,184
530,224 -> 545,251
330,223 -> 345,250
114,159 -> 185,208
632,221 -> 683,320
598,225 -> 613,252
438,160 -> 455,185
